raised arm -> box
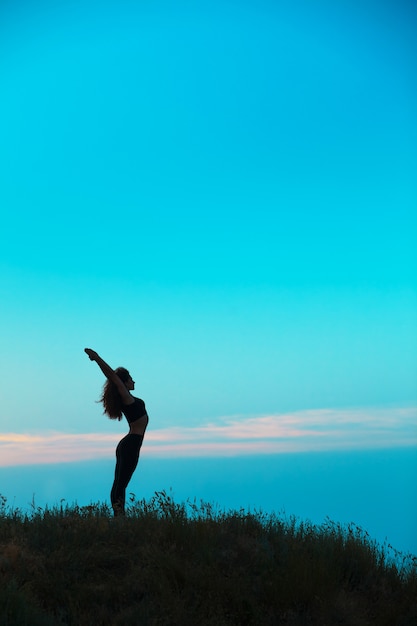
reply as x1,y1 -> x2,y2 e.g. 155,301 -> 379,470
84,348 -> 131,403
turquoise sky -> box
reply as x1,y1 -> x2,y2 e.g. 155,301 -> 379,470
0,0 -> 416,549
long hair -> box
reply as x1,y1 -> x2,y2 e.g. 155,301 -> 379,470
99,367 -> 130,420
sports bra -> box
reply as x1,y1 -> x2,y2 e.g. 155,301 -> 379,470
122,397 -> 149,426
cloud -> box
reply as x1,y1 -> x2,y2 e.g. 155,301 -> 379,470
0,406 -> 416,467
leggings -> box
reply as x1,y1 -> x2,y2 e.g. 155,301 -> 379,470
110,433 -> 144,515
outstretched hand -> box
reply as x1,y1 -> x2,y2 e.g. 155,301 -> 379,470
84,348 -> 98,361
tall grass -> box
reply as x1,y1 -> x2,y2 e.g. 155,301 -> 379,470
0,491 -> 416,625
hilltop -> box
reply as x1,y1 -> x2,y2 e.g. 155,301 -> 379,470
1,491 -> 416,625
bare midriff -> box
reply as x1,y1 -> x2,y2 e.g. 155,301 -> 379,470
128,414 -> 148,436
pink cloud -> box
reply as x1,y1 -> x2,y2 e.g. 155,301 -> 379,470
0,432 -> 116,466
0,406 -> 415,467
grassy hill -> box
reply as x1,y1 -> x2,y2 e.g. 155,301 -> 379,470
1,491 -> 416,625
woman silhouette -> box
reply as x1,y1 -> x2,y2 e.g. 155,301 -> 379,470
84,348 -> 149,516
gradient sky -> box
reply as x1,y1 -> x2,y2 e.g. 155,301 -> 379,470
0,0 -> 416,552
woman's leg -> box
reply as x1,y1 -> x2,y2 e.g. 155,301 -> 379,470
110,435 -> 143,515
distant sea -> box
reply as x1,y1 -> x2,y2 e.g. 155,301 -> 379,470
1,448 -> 416,557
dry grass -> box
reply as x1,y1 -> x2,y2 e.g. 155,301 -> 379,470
0,491 -> 416,625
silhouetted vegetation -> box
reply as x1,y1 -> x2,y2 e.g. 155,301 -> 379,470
0,491 -> 416,625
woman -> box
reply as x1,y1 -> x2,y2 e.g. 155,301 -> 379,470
84,348 -> 149,516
